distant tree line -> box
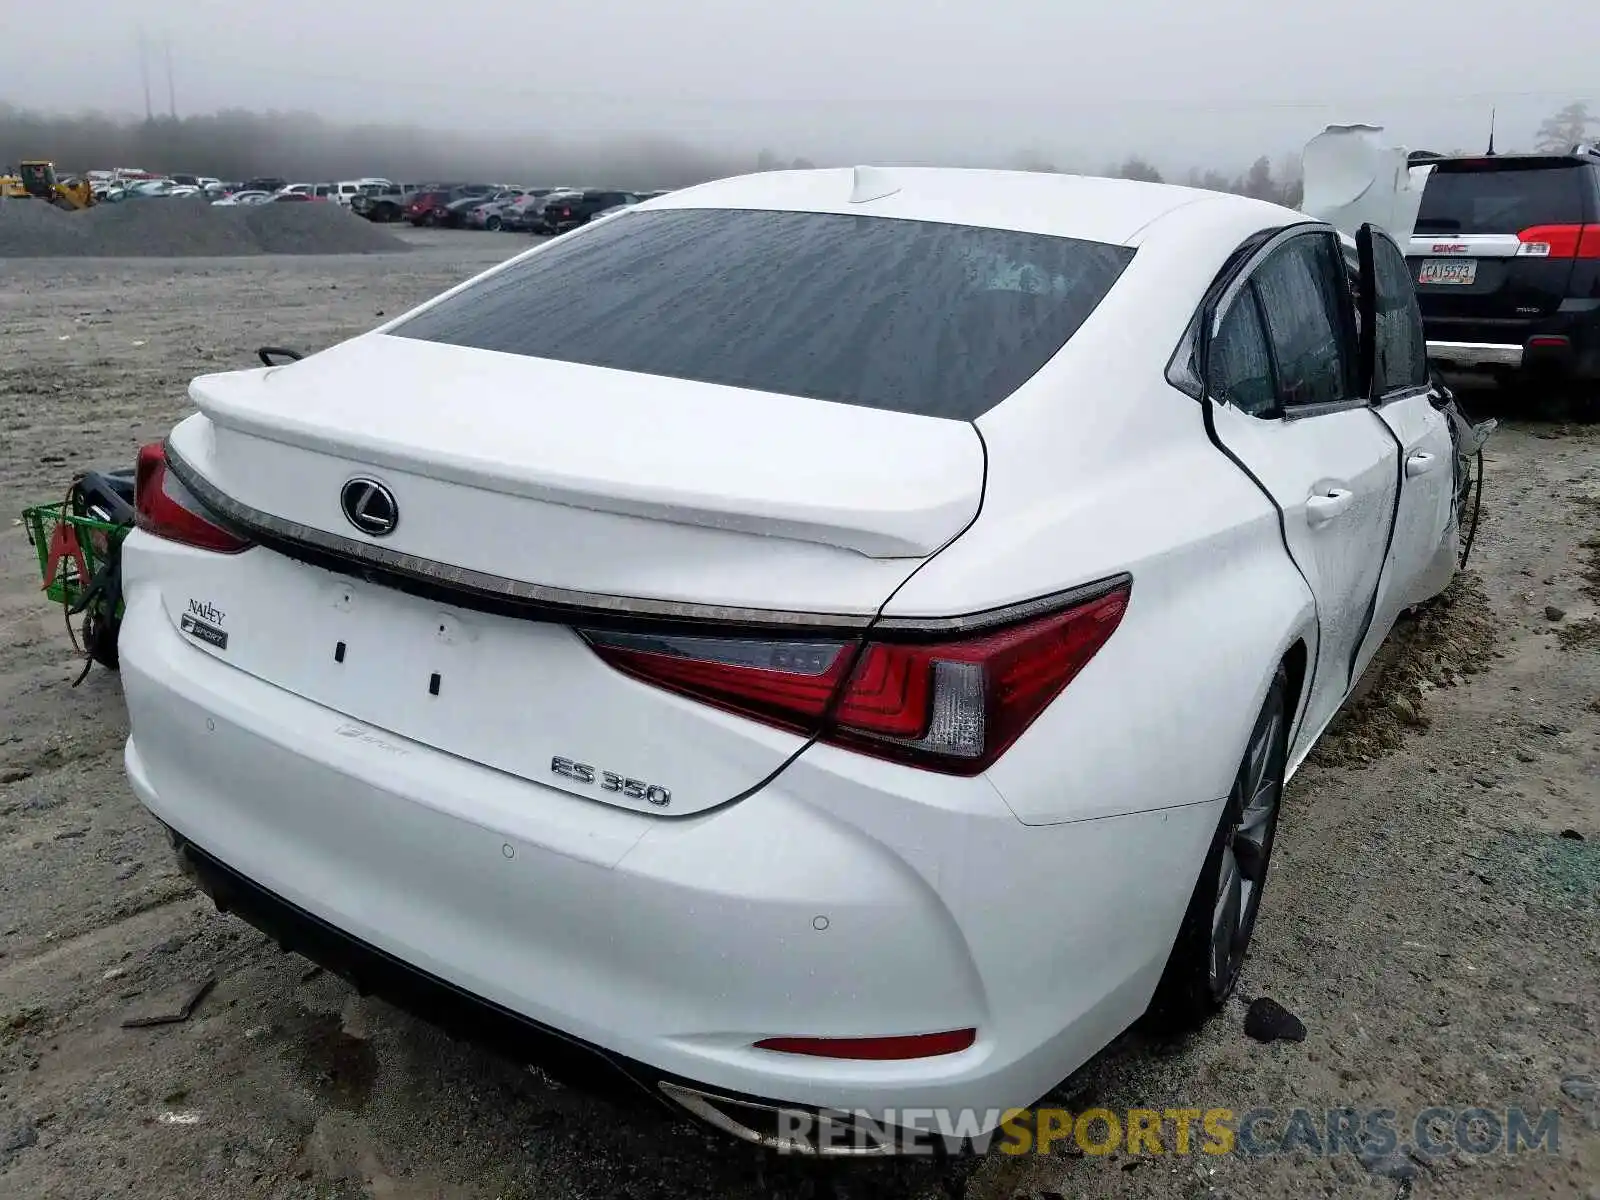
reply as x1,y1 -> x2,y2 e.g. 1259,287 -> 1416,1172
999,150 -> 1304,207
1108,154 -> 1304,207
24,97 -> 1595,204
0,103 -> 739,188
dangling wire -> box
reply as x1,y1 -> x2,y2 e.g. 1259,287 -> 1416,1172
1459,448 -> 1485,570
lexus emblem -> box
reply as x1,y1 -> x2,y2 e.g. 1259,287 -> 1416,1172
340,478 -> 399,537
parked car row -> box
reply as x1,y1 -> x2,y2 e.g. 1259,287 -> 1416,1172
71,168 -> 669,229
81,172 -> 415,207
349,183 -> 667,233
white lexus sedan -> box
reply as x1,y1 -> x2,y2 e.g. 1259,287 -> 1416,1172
119,167 -> 1465,1153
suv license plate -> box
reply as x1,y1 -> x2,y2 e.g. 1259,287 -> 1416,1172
1418,260 -> 1477,285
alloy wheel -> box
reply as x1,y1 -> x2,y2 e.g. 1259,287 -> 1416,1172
1208,697 -> 1283,995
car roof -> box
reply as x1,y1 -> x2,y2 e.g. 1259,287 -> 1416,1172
648,166 -> 1297,246
1411,147 -> 1600,170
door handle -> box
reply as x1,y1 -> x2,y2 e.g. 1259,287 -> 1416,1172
1305,487 -> 1355,527
1405,451 -> 1439,478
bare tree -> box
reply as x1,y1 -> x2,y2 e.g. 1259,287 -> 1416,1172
1114,155 -> 1163,184
1241,156 -> 1276,201
1535,101 -> 1598,152
1186,167 -> 1235,194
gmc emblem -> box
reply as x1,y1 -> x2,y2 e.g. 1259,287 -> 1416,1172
1432,243 -> 1469,253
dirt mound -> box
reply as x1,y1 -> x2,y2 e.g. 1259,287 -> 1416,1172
1306,572 -> 1498,768
0,198 -> 408,258
78,199 -> 260,256
237,203 -> 410,254
0,197 -> 87,256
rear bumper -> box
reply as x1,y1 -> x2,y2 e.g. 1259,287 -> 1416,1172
118,563 -> 1218,1139
165,833 -> 913,1153
1424,305 -> 1600,379
1427,340 -> 1524,368
168,831 -> 658,1105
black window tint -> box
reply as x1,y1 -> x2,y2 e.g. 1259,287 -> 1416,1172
1370,234 -> 1429,394
1209,287 -> 1276,416
1253,236 -> 1355,409
1415,165 -> 1584,235
393,209 -> 1136,420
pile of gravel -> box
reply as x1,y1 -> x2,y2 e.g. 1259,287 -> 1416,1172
0,196 -> 87,256
236,203 -> 409,255
0,197 -> 409,258
78,199 -> 260,256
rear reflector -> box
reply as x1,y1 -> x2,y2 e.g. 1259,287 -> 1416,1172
135,442 -> 252,554
1517,224 -> 1600,259
1527,335 -> 1571,348
580,579 -> 1129,774
754,1029 -> 977,1060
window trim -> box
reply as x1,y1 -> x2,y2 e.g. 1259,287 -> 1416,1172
1281,395 -> 1373,421
1249,229 -> 1363,418
1206,276 -> 1283,419
1171,222 -> 1370,422
1165,222 -> 1307,402
1256,229 -> 1364,413
1364,227 -> 1434,405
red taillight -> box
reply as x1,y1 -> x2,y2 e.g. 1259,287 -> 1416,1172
580,581 -> 1129,775
754,1029 -> 977,1060
1516,224 -> 1600,259
134,443 -> 251,554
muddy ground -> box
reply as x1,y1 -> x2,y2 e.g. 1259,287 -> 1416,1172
1,228 -> 1597,1200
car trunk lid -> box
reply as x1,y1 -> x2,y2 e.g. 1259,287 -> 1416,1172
158,334 -> 984,815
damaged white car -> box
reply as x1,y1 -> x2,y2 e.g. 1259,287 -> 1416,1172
120,166 -> 1481,1153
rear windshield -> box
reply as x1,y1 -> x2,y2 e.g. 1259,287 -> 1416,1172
1415,164 -> 1586,235
392,208 -> 1134,420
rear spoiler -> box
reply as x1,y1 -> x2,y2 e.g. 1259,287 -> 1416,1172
1301,123 -> 1430,245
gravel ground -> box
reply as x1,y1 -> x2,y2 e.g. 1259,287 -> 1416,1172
0,197 -> 408,257
1,230 -> 1597,1200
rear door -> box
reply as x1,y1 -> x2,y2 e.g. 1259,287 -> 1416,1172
1353,226 -> 1458,682
1205,228 -> 1400,743
1407,159 -> 1592,331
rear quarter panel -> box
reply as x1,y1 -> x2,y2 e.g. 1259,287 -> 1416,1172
888,199 -> 1318,824
897,416 -> 1315,827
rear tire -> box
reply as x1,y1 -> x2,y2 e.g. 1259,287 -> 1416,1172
485,215 -> 502,231
1147,664 -> 1288,1032
83,610 -> 120,672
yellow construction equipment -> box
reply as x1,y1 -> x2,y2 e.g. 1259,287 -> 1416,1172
0,161 -> 95,209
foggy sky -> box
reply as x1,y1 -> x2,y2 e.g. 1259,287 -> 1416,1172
8,0 -> 1600,173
